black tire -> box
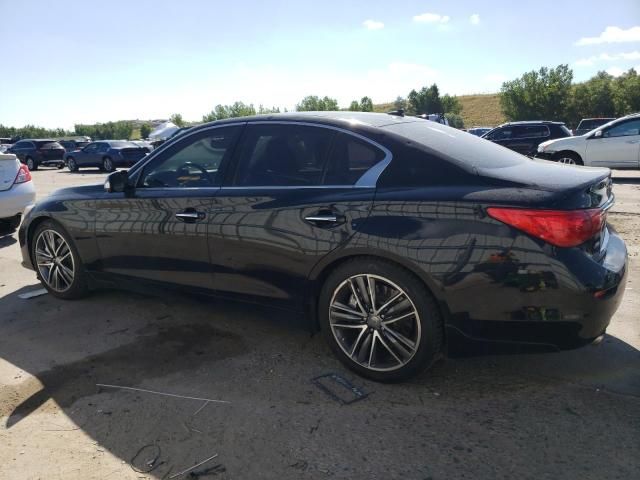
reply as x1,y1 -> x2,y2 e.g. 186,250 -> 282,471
26,156 -> 37,171
102,156 -> 115,172
319,258 -> 444,382
57,163 -> 64,169
31,220 -> 89,300
553,151 -> 583,166
67,157 -> 78,172
0,214 -> 21,232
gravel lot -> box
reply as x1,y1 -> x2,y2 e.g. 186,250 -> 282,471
1,167 -> 639,480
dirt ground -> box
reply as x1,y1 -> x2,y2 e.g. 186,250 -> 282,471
0,167 -> 638,480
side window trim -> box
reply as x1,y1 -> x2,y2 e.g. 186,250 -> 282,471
221,121 -> 391,189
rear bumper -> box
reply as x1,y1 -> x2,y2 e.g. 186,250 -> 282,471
445,228 -> 628,350
0,182 -> 36,219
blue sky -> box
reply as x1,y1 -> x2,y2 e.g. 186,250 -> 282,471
1,0 -> 639,128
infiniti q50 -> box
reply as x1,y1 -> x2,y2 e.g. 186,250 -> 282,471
18,112 -> 628,381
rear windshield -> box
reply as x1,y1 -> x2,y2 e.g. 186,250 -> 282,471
109,141 -> 138,148
578,119 -> 613,131
382,121 -> 527,170
36,141 -> 63,149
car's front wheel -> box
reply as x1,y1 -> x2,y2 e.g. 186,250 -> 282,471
31,220 -> 88,299
102,157 -> 115,172
554,151 -> 583,165
319,258 -> 443,382
67,157 -> 78,172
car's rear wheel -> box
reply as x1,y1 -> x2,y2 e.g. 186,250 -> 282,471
32,221 -> 88,299
67,157 -> 78,172
319,258 -> 443,382
102,157 -> 115,172
554,151 -> 583,166
26,156 -> 37,171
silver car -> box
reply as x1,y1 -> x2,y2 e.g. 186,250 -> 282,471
0,153 -> 36,230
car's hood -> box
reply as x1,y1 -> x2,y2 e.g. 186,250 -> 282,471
538,135 -> 587,153
46,183 -> 104,199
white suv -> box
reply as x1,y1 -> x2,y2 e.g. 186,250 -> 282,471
536,113 -> 640,168
0,153 -> 36,230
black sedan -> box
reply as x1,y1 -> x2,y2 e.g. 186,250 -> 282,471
18,112 -> 628,382
64,140 -> 149,172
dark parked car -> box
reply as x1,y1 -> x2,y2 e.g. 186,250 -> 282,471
7,139 -> 65,170
467,127 -> 492,137
574,118 -> 615,136
64,140 -> 149,172
59,139 -> 91,152
482,121 -> 572,156
19,112 -> 627,382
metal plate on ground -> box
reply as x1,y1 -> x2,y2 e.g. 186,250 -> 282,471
312,373 -> 369,405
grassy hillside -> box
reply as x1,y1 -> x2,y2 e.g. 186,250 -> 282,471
457,93 -> 505,127
374,93 -> 506,128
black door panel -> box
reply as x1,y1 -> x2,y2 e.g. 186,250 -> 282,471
94,189 -> 217,288
207,187 -> 374,306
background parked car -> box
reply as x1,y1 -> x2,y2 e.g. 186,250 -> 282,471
64,140 -> 149,172
467,127 -> 492,137
6,139 -> 65,170
482,121 -> 572,156
129,140 -> 154,152
536,113 -> 640,167
59,139 -> 91,152
0,152 -> 35,231
574,118 -> 615,136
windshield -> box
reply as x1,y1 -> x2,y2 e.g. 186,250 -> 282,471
109,141 -> 139,148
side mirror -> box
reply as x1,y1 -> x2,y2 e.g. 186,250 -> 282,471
104,170 -> 131,193
592,130 -> 603,139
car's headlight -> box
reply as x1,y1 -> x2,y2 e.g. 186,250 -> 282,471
538,143 -> 555,153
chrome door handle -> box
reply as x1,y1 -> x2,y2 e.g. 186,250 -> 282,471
305,215 -> 338,223
175,210 -> 205,222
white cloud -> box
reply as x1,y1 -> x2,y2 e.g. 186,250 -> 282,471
363,19 -> 384,30
606,66 -> 625,77
574,51 -> 640,67
413,13 -> 450,24
575,26 -> 640,46
470,14 -> 480,25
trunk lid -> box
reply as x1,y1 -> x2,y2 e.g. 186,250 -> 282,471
0,153 -> 19,191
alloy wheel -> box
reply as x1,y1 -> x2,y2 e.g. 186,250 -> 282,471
103,158 -> 114,172
558,157 -> 576,165
68,158 -> 76,171
329,274 -> 421,372
35,229 -> 75,292
26,158 -> 34,170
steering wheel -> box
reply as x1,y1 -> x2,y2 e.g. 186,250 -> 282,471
176,162 -> 214,185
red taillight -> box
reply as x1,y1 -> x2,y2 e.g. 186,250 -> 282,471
486,207 -> 605,247
14,164 -> 32,184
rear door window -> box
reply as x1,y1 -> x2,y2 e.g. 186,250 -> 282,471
232,124 -> 334,187
605,119 -> 640,138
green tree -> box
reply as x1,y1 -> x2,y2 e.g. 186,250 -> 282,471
441,94 -> 462,115
169,113 -> 185,127
612,68 -> 640,114
408,84 -> 443,115
360,96 -> 373,112
348,100 -> 360,111
393,96 -> 407,111
296,95 -> 339,111
500,64 -> 573,121
140,123 -> 152,139
258,105 -> 281,114
445,113 -> 464,129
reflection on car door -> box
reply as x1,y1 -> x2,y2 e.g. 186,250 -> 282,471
207,123 -> 385,308
586,119 -> 640,168
93,125 -> 244,289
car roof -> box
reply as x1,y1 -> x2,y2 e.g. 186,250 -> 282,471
21,138 -> 58,142
579,117 -> 615,121
194,111 -> 419,130
498,120 -> 565,127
